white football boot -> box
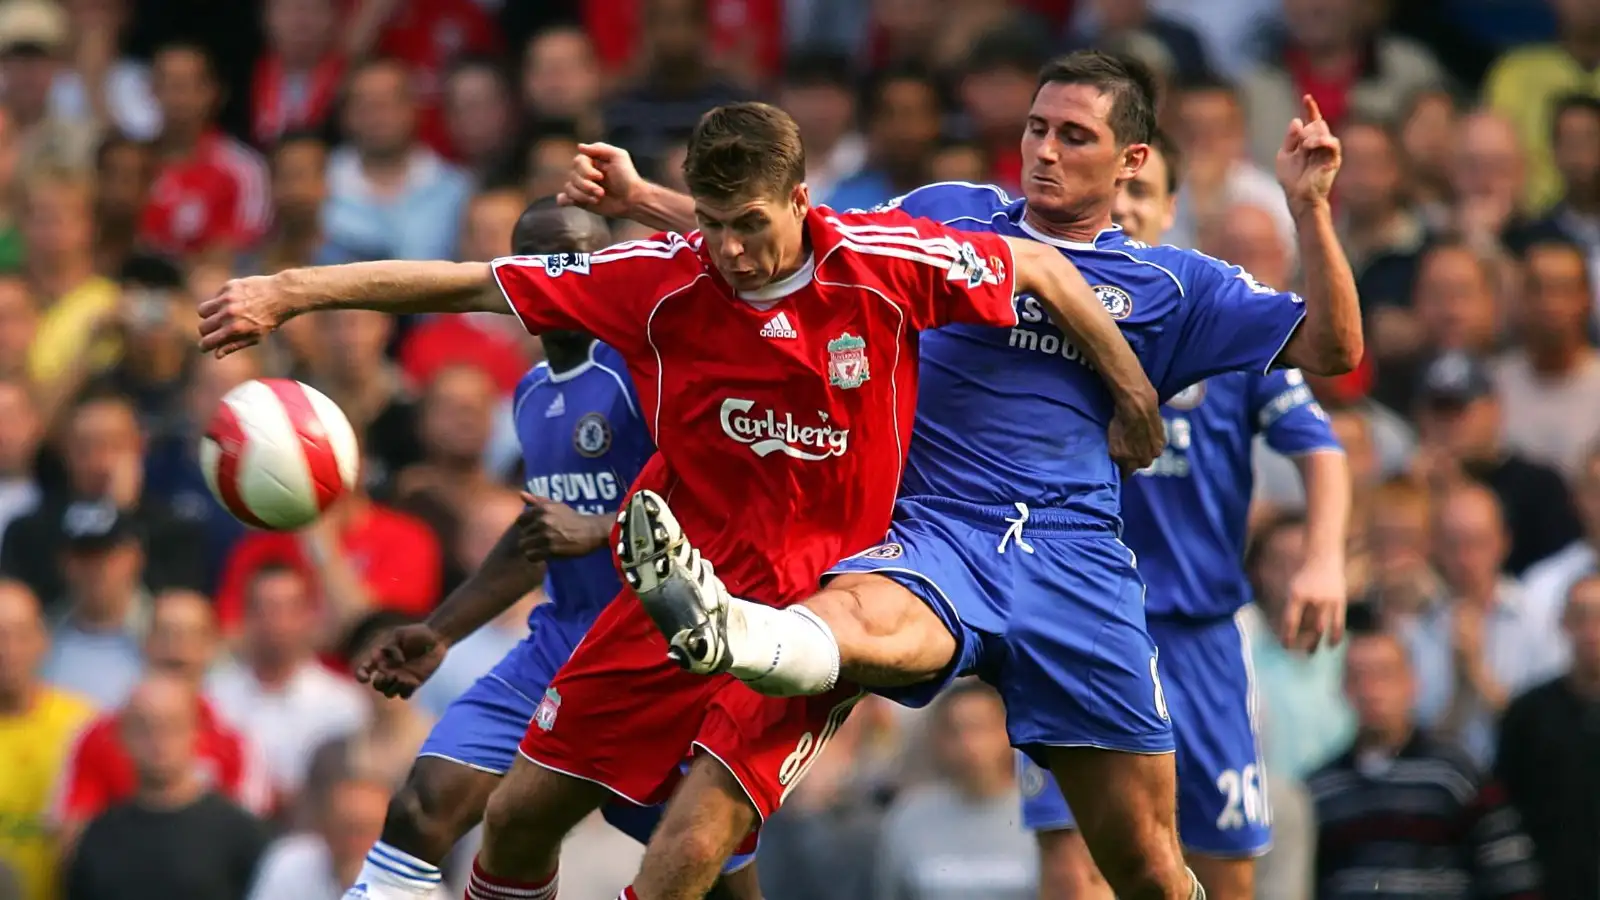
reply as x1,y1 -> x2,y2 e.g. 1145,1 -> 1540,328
616,490 -> 733,675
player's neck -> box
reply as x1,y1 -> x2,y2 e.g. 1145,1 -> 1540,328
1021,206 -> 1113,244
542,335 -> 594,373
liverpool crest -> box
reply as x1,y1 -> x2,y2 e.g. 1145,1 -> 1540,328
827,333 -> 870,389
534,688 -> 561,731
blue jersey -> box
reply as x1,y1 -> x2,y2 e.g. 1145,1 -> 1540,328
884,182 -> 1308,530
1127,370 -> 1340,619
512,342 -> 653,624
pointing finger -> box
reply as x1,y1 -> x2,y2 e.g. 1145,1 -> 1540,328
577,142 -> 622,161
1303,94 -> 1323,122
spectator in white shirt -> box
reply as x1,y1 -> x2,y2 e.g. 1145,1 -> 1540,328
248,775 -> 449,900
50,0 -> 160,141
1522,443 -> 1600,622
209,563 -> 367,798
1405,482 -> 1568,767
1168,76 -> 1295,252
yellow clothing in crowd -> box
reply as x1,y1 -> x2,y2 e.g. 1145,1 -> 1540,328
1485,44 -> 1600,213
26,277 -> 121,387
0,688 -> 94,900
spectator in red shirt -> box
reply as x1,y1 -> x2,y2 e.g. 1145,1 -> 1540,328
250,0 -> 346,148
139,43 -> 272,261
213,487 -> 442,637
53,589 -> 272,841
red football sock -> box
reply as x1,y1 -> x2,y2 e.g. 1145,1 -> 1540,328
619,889 -> 640,900
464,857 -> 557,900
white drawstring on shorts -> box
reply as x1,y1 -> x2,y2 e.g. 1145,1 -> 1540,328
997,502 -> 1035,555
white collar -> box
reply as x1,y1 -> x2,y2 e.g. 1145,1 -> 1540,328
737,254 -> 816,305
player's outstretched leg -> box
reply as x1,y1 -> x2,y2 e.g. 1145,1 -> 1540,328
343,758 -> 499,899
465,755 -> 611,900
619,491 -> 953,695
1045,746 -> 1204,900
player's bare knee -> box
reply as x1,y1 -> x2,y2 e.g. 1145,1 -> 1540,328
384,762 -> 491,860
809,575 -> 952,681
1093,841 -> 1187,900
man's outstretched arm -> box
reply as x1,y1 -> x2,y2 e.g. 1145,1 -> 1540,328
198,261 -> 499,356
1005,236 -> 1163,473
1274,96 -> 1363,376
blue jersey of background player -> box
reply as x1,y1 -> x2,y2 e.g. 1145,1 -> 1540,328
342,201 -> 759,900
1013,134 -> 1349,900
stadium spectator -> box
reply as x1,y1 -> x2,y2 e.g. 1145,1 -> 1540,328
250,134 -> 330,347
1451,110 -> 1531,255
39,502 -> 147,709
21,168 -> 118,409
92,134 -> 152,276
1398,87 -> 1461,231
411,491 -> 534,718
1494,240 -> 1600,477
140,43 -> 271,261
1370,241 -> 1503,414
0,111 -> 23,273
0,579 -> 93,900
522,123 -> 583,202
359,0 -> 500,159
443,58 -> 518,184
927,138 -> 988,186
1238,0 -> 1445,168
957,27 -> 1049,194
50,0 -> 158,143
90,255 -> 193,443
302,309 -> 421,500
0,0 -> 98,174
1507,96 -> 1600,303
396,189 -> 533,399
249,0 -> 344,149
1521,443 -> 1600,618
1484,0 -> 1600,213
1245,513 -> 1354,782
775,49 -> 865,205
65,673 -> 269,900
518,27 -> 603,142
322,58 -> 472,265
1169,76 -> 1294,252
0,379 -> 43,543
1336,118 -> 1429,308
1308,628 -> 1542,900
875,680 -> 1034,900
209,564 -> 367,798
54,589 -> 270,838
1066,0 -> 1213,84
1364,477 -> 1448,624
3,392 -> 205,605
827,68 -> 943,212
1411,352 -> 1583,575
601,0 -> 753,176
1406,482 -> 1567,766
1495,572 -> 1600,900
248,775 -> 448,900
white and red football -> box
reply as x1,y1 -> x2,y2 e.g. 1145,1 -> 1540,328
200,378 -> 360,530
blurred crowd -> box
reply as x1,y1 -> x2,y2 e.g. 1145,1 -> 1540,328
0,0 -> 1595,898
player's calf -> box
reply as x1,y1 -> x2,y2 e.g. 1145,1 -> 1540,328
1036,829 -> 1115,900
344,758 -> 500,900
468,756 -> 610,899
627,754 -> 761,900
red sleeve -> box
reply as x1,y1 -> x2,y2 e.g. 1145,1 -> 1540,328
490,233 -> 701,355
221,147 -> 272,246
829,208 -> 1018,332
52,720 -> 118,825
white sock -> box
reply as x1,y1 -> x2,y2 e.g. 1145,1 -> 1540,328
724,599 -> 840,696
344,842 -> 445,899
1188,866 -> 1206,899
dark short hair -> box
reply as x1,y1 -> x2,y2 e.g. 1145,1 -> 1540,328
152,41 -> 217,81
967,26 -> 1050,78
1552,93 -> 1600,142
864,66 -> 942,122
782,47 -> 856,91
512,197 -> 610,256
683,102 -> 806,202
1035,50 -> 1159,147
1148,129 -> 1182,195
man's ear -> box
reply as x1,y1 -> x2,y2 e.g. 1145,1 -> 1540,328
792,183 -> 812,216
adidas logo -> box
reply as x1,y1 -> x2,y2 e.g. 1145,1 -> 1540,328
545,394 -> 565,418
760,311 -> 797,339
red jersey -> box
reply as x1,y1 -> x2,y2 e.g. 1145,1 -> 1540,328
214,502 -> 442,629
491,207 -> 1018,605
52,698 -> 272,824
139,132 -> 272,257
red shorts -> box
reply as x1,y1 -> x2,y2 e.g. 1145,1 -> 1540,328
518,591 -> 861,822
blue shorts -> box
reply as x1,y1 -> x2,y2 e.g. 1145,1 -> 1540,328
416,607 -> 756,871
1017,612 -> 1271,857
826,497 -> 1172,762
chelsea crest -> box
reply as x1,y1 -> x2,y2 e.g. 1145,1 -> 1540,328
573,412 -> 612,457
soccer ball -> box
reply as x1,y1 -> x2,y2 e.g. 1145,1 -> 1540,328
200,378 -> 360,530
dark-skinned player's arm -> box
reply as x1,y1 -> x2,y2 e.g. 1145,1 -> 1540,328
1274,96 -> 1364,376
1004,236 -> 1164,474
355,497 -> 614,698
